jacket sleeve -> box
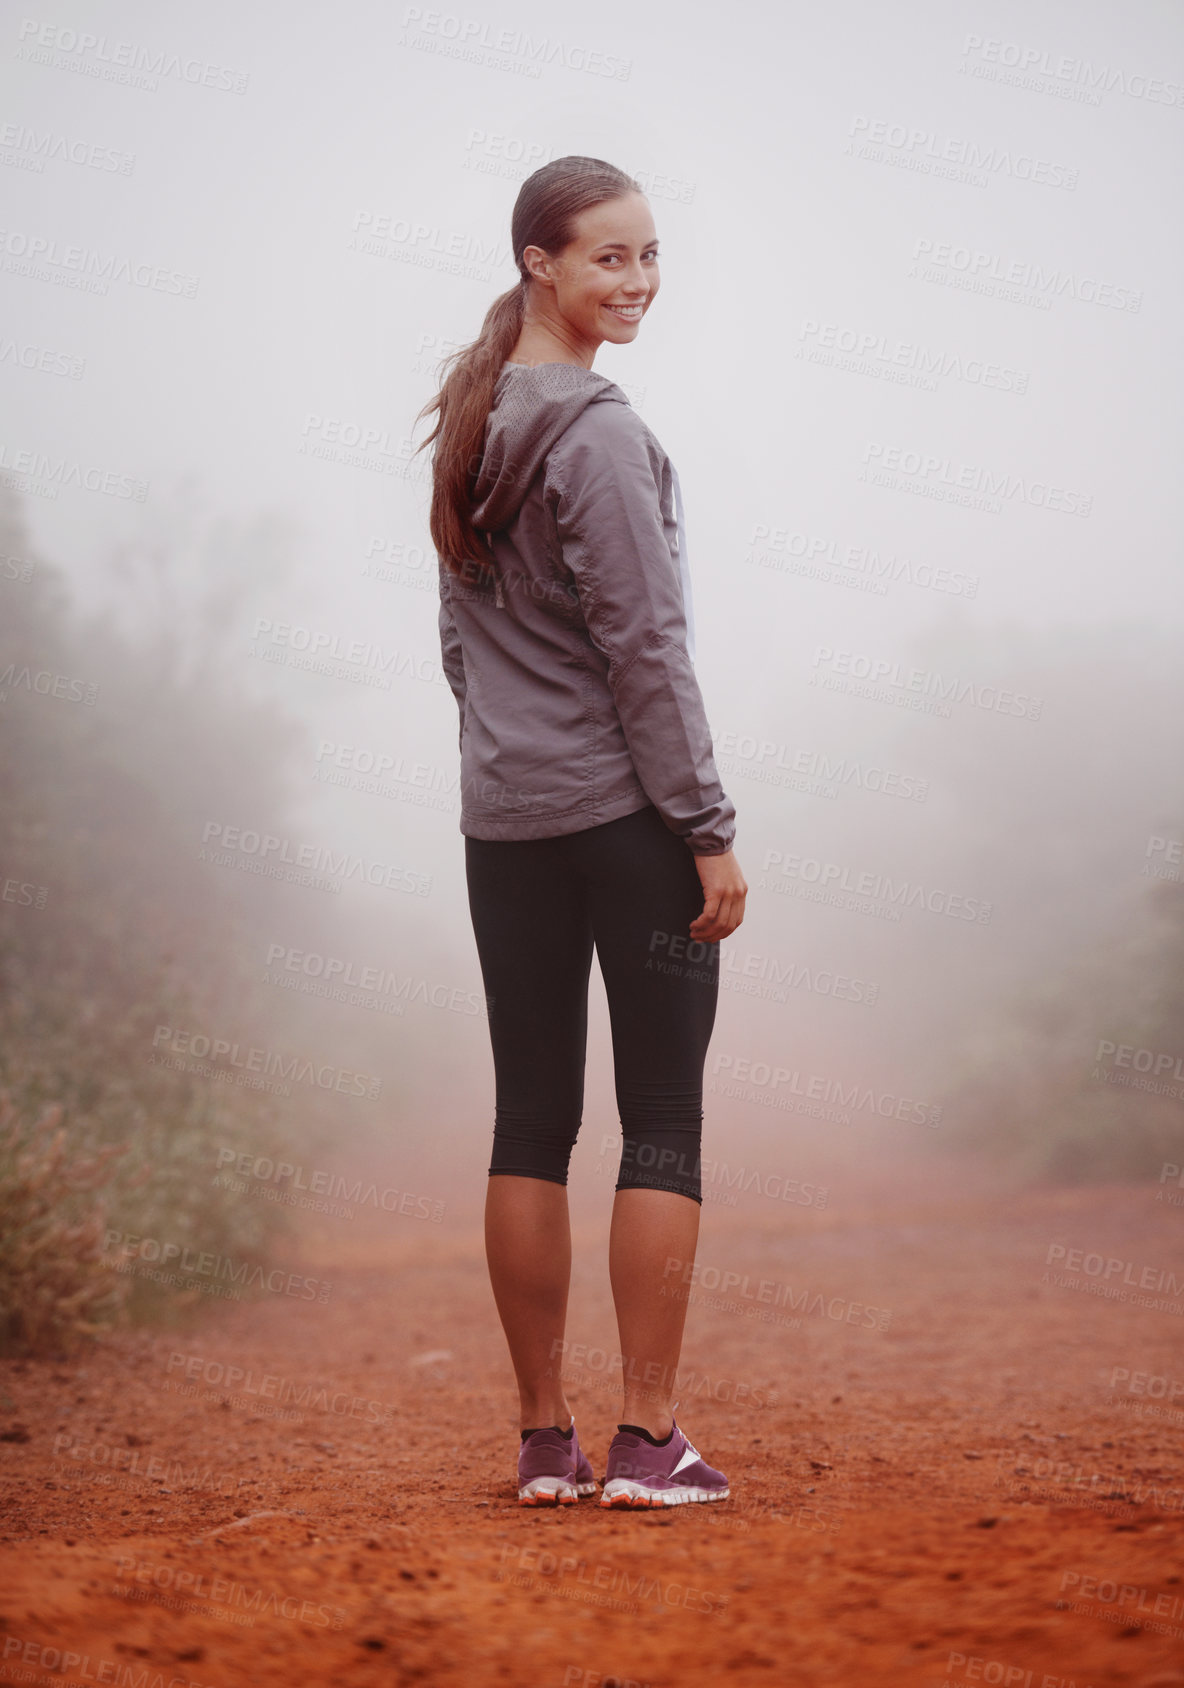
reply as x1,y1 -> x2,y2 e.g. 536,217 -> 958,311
437,558 -> 467,753
546,404 -> 736,856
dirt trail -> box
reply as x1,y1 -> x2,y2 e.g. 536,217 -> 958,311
2,1177 -> 1183,1688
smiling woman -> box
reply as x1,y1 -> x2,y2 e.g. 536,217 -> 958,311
506,192 -> 661,352
415,155 -> 655,579
413,155 -> 746,1513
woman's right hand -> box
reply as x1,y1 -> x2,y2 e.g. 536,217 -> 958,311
689,848 -> 747,944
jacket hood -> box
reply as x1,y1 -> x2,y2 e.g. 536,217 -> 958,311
470,362 -> 629,534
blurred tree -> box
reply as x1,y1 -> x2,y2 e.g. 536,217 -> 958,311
0,486 -> 313,1350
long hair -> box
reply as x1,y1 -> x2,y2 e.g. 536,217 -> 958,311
415,155 -> 640,580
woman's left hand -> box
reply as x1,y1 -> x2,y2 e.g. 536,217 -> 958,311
689,848 -> 747,944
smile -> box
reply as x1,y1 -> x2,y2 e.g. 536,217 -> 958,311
603,303 -> 645,320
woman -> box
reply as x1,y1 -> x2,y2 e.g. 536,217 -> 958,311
416,155 -> 747,1508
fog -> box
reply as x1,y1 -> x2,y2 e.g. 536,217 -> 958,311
3,0 -> 1182,1246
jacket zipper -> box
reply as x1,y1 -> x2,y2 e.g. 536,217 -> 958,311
494,574 -> 505,609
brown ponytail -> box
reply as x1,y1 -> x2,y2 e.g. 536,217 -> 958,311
414,155 -> 639,580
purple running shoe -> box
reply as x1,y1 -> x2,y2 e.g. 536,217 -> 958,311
600,1413 -> 729,1508
517,1419 -> 598,1506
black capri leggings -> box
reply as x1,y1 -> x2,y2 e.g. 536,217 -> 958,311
464,802 -> 720,1204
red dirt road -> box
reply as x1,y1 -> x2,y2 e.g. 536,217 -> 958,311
2,1173 -> 1183,1688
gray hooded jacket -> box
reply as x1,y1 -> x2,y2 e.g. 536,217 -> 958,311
437,361 -> 736,856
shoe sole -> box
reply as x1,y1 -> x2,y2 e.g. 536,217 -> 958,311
518,1477 -> 599,1506
600,1479 -> 729,1508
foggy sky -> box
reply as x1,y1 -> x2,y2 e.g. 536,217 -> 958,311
5,0 -> 1182,1213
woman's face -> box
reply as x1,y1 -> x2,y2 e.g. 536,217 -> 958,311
525,192 -> 660,352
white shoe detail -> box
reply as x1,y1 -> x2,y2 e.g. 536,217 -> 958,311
518,1421 -> 595,1503
600,1477 -> 728,1508
519,1475 -> 577,1504
671,1442 -> 701,1476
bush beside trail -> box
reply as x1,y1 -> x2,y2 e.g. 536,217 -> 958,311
0,488 -> 310,1354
